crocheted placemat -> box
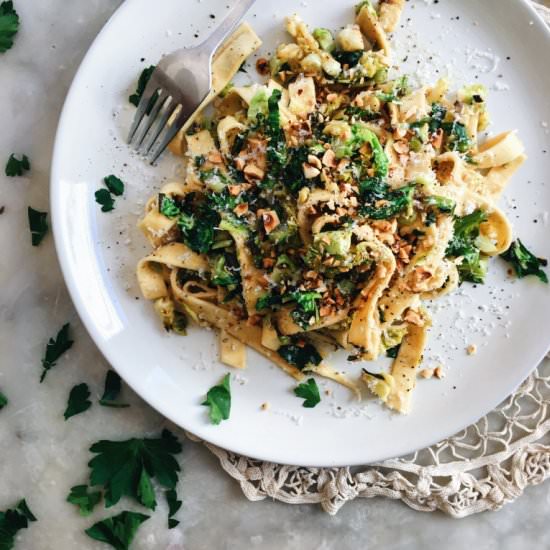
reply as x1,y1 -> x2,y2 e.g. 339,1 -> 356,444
192,3 -> 550,516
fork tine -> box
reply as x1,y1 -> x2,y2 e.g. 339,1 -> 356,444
135,91 -> 170,149
149,108 -> 188,165
127,76 -> 162,144
142,101 -> 178,155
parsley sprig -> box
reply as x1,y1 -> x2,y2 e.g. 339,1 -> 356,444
202,374 -> 231,425
27,207 -> 48,246
0,1 -> 19,53
0,499 -> 37,550
67,485 -> 102,517
85,511 -> 149,550
5,153 -> 30,176
40,323 -> 74,382
0,390 -> 7,410
64,383 -> 92,420
99,370 -> 129,408
294,378 -> 321,408
88,429 -> 182,510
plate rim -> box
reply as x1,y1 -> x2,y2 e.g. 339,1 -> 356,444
50,0 -> 550,467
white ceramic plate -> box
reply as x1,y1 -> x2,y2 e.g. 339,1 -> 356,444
51,0 -> 550,467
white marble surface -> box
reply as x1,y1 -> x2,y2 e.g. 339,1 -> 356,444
1,1 -> 550,549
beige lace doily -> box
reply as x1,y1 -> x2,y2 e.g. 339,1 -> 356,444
193,3 -> 550,517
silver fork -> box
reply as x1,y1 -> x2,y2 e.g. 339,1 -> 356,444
128,0 -> 256,164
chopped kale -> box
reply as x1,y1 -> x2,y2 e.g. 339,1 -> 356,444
278,342 -> 322,370
286,291 -> 322,329
359,178 -> 415,220
446,210 -> 488,283
501,239 -> 548,283
386,345 -> 401,359
441,121 -> 471,153
332,49 -> 363,68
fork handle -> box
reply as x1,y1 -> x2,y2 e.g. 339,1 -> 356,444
200,0 -> 256,56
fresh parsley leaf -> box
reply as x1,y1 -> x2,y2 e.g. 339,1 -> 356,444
165,489 -> 182,529
501,239 -> 548,283
0,1 -> 19,54
446,210 -> 488,284
85,511 -> 149,550
202,373 -> 231,425
99,370 -> 129,408
67,485 -> 102,517
88,429 -> 182,510
278,343 -> 322,370
129,65 -> 156,109
104,175 -> 124,196
95,189 -> 115,212
294,378 -> 321,408
359,178 -> 415,220
5,153 -> 29,176
0,390 -> 7,410
64,383 -> 92,420
27,207 -> 48,246
40,323 -> 73,382
0,499 -> 37,550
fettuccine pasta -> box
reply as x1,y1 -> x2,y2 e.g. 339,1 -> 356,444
136,2 -> 530,414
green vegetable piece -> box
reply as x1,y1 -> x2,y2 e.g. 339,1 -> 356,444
67,485 -> 102,517
165,489 -> 182,529
0,1 -> 19,53
104,175 -> 124,196
5,153 -> 29,176
264,89 -> 288,183
335,124 -> 389,178
202,373 -> 231,425
441,121 -> 471,153
386,345 -> 400,358
247,88 -> 269,121
287,291 -> 322,329
355,0 -> 376,16
88,429 -> 182,509
501,239 -> 548,283
314,229 -> 352,256
446,210 -> 488,283
95,189 -> 115,212
40,323 -> 73,382
85,511 -> 149,550
0,390 -> 7,410
359,178 -> 415,220
211,255 -> 239,287
99,370 -> 129,408
64,383 -> 92,420
278,342 -> 322,370
27,206 -> 48,246
425,195 -> 456,214
0,499 -> 37,550
294,378 -> 321,408
312,28 -> 334,51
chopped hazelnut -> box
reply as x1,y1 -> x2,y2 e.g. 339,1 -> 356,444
260,402 -> 270,411
307,154 -> 322,169
466,344 -> 477,356
233,203 -> 249,217
419,368 -> 434,379
303,163 -> 321,179
322,149 -> 337,168
261,210 -> 280,234
434,366 -> 445,379
244,163 -> 265,181
228,184 -> 242,196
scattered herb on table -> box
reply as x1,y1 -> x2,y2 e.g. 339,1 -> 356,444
27,206 -> 48,246
0,499 -> 37,550
40,323 -> 74,382
64,383 -> 92,420
202,373 -> 231,425
165,489 -> 182,529
0,390 -> 7,410
88,429 -> 182,510
85,511 -> 149,550
0,1 -> 19,54
5,153 -> 30,176
66,485 -> 102,517
99,370 -> 129,408
501,239 -> 548,283
294,378 -> 321,408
